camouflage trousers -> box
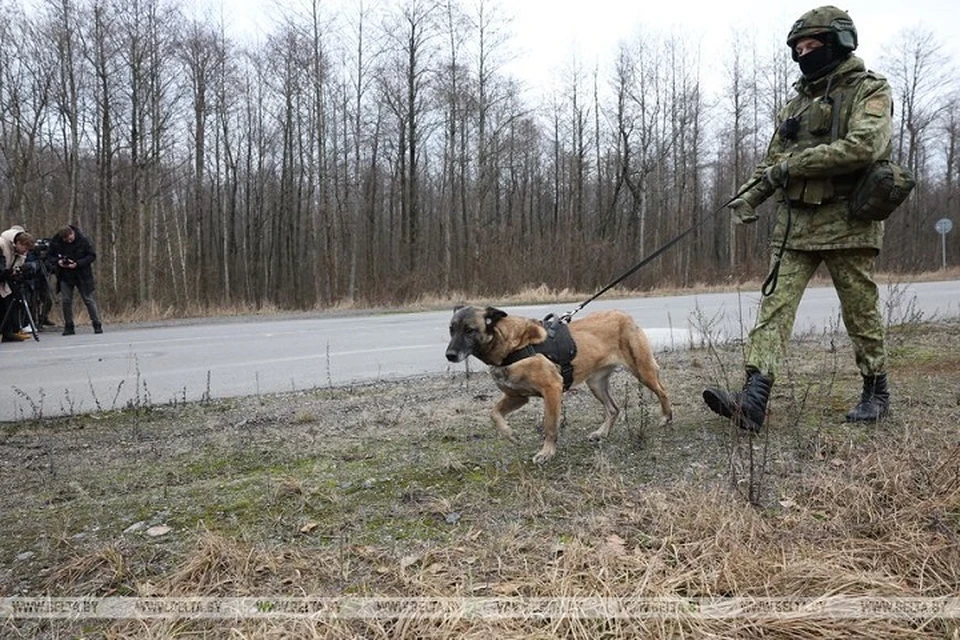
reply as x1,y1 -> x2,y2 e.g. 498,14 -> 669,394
746,248 -> 886,380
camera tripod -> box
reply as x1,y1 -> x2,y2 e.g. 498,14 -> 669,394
1,282 -> 40,342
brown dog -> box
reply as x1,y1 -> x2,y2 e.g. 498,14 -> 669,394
445,306 -> 672,463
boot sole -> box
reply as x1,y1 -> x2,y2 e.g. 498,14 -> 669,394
703,389 -> 762,432
702,389 -> 734,419
844,412 -> 888,423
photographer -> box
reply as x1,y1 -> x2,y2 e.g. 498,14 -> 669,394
0,227 -> 37,343
47,224 -> 103,335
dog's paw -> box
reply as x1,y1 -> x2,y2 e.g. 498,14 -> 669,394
532,446 -> 556,465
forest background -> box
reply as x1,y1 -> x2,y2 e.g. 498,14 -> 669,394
1,0 -> 957,316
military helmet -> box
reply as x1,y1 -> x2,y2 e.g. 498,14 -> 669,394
786,6 -> 858,60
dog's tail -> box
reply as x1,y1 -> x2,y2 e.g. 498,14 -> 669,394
620,317 -> 673,423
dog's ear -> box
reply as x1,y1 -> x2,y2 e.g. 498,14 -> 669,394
484,306 -> 507,328
522,319 -> 548,344
452,304 -> 466,314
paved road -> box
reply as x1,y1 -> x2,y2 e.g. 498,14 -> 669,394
1,280 -> 956,422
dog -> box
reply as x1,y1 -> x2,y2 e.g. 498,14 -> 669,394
445,306 -> 672,464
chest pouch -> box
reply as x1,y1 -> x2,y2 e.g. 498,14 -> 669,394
806,98 -> 834,136
778,117 -> 801,141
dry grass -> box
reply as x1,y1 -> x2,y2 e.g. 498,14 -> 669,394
74,445 -> 960,639
1,320 -> 958,638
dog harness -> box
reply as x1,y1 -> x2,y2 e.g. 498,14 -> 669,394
500,316 -> 578,390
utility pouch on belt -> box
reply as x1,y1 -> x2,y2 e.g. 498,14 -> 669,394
848,159 -> 916,221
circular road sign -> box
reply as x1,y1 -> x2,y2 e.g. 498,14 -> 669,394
935,218 -> 953,235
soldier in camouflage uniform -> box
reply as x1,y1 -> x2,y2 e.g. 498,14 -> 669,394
703,6 -> 893,431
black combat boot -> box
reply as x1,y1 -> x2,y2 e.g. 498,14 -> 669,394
845,374 -> 889,422
703,369 -> 774,432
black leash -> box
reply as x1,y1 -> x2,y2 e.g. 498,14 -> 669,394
760,193 -> 792,298
560,177 -> 763,322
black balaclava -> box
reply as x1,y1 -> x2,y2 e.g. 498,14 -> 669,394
798,33 -> 849,80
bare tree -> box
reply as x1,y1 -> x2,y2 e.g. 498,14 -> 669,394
379,0 -> 437,281
212,18 -> 242,306
341,1 -> 383,301
881,27 -> 950,175
44,0 -> 85,223
84,0 -> 122,291
944,93 -> 959,213
0,7 -> 54,220
721,29 -> 753,272
178,17 -> 220,304
880,27 -> 952,269
437,0 -> 469,291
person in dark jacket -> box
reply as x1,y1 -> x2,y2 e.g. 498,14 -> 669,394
47,225 -> 103,335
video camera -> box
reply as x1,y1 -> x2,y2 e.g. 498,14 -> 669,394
34,238 -> 50,257
1,265 -> 25,283
24,240 -> 52,275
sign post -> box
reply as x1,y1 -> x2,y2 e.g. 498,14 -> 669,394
934,218 -> 953,270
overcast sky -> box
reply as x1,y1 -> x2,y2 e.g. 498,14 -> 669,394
206,0 -> 959,98
508,0 -> 956,85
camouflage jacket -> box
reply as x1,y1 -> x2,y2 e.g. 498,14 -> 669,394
738,56 -> 893,251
